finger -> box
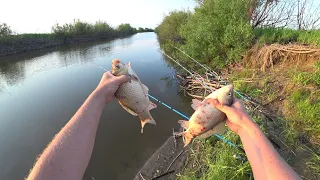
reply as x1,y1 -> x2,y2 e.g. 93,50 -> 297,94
226,119 -> 233,127
115,75 -> 130,85
207,98 -> 235,115
104,71 -> 113,78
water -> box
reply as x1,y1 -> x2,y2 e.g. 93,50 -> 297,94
0,33 -> 194,180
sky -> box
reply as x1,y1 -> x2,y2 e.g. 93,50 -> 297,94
1,0 -> 196,34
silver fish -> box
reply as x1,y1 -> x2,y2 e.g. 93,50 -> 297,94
111,59 -> 157,133
175,85 -> 234,146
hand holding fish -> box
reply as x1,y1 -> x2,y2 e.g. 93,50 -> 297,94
95,71 -> 130,103
209,97 -> 251,134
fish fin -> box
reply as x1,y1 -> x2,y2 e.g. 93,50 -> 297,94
139,111 -> 156,133
182,131 -> 194,147
191,99 -> 202,110
178,120 -> 189,130
118,101 -> 137,116
173,131 -> 184,137
127,63 -> 139,81
213,121 -> 226,134
148,102 -> 157,110
142,83 -> 149,92
198,121 -> 226,139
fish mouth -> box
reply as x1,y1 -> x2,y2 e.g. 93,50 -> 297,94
111,59 -> 122,74
219,84 -> 234,106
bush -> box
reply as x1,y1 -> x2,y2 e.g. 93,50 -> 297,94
116,23 -> 137,35
52,19 -> 95,38
180,0 -> 253,68
52,20 -> 137,38
137,27 -> 154,32
0,23 -> 12,37
155,10 -> 191,48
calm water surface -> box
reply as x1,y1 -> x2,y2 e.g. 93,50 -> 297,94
0,33 -> 193,180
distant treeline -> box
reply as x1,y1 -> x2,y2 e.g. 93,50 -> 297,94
155,0 -> 320,68
0,20 -> 154,56
51,20 -> 153,38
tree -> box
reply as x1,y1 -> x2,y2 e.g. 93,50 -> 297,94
0,23 -> 12,36
249,0 -> 295,28
116,23 -> 137,35
180,0 -> 253,67
155,10 -> 191,44
296,0 -> 320,30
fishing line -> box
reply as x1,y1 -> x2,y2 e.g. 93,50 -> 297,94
159,51 -> 246,152
92,61 -> 244,152
172,46 -> 249,102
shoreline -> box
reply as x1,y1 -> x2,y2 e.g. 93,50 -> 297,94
0,33 -> 137,57
134,136 -> 188,180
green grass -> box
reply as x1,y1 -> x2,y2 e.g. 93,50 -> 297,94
178,115 -> 271,180
254,28 -> 320,47
0,33 -> 54,44
178,132 -> 253,180
285,89 -> 320,136
291,62 -> 320,86
285,62 -> 320,140
304,145 -> 320,177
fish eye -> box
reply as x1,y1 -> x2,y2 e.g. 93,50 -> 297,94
228,93 -> 231,96
115,65 -> 120,69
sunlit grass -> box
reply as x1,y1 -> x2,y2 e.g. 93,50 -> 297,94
177,131 -> 253,180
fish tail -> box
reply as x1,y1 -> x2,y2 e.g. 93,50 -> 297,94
138,111 -> 156,133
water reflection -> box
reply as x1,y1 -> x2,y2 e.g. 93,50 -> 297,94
0,33 -> 193,180
0,36 -> 137,89
0,59 -> 26,86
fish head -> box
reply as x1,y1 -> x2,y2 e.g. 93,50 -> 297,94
111,59 -> 128,76
217,84 -> 234,106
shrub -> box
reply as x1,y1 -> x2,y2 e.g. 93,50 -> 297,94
0,23 -> 12,37
155,10 -> 191,47
180,0 -> 253,68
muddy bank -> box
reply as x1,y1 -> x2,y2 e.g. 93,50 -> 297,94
0,34 -> 135,57
134,136 -> 189,180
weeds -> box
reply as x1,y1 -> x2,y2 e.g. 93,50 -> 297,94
254,28 -> 320,47
178,132 -> 252,180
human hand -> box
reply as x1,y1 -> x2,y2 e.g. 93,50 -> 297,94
95,71 -> 130,103
209,97 -> 252,134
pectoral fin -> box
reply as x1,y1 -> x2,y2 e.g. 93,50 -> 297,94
178,120 -> 189,130
127,63 -> 139,81
142,84 -> 149,92
198,121 -> 226,139
148,102 -> 157,110
118,101 -> 137,116
191,99 -> 202,110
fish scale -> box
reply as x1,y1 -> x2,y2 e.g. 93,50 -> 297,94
176,85 -> 234,147
112,59 -> 157,133
116,81 -> 149,114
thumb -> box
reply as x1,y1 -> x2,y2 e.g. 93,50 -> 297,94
115,75 -> 130,85
208,99 -> 234,115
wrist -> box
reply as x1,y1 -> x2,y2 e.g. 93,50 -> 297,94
238,116 -> 259,138
92,87 -> 107,104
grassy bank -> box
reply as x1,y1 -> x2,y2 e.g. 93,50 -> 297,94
176,50 -> 320,180
0,20 -> 154,57
155,0 -> 320,179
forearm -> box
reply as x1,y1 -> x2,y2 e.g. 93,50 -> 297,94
239,118 -> 300,180
27,89 -> 105,180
